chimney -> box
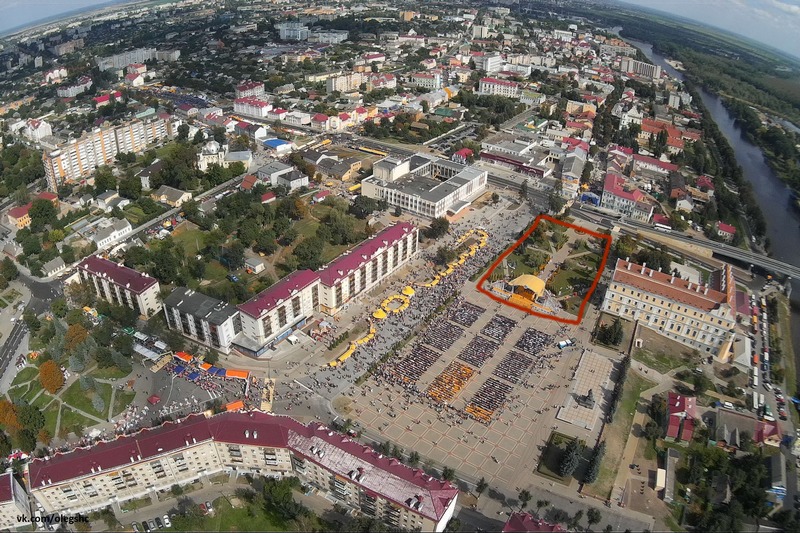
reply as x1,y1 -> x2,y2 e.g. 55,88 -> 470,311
625,256 -> 630,262
687,282 -> 692,291
704,287 -> 709,295
253,430 -> 258,438
245,430 -> 250,438
641,262 -> 646,274
670,275 -> 675,284
627,262 -> 631,271
649,269 -> 654,277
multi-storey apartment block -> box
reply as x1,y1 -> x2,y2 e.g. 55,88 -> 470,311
26,412 -> 458,531
163,288 -> 242,354
76,256 -> 161,318
478,77 -> 519,98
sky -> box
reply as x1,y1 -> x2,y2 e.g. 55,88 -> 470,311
0,0 -> 798,59
620,0 -> 800,59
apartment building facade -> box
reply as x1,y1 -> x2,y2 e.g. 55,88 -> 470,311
76,256 -> 161,318
0,473 -> 30,530
478,77 -> 519,98
163,288 -> 242,354
26,412 -> 458,532
600,173 -> 653,222
601,259 -> 737,357
318,223 -> 419,315
233,97 -> 272,118
235,81 -> 265,98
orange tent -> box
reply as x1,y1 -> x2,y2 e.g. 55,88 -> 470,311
225,400 -> 245,412
226,369 -> 250,380
199,363 -> 212,371
174,352 -> 192,362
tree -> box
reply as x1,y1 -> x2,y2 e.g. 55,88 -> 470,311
51,297 -> 68,318
29,199 -> 57,228
408,450 -> 420,466
520,180 -> 529,200
94,166 -> 117,194
118,175 -> 142,200
92,394 -> 106,415
39,360 -> 64,394
491,192 -> 500,204
587,508 -> 602,530
548,189 -> 566,213
584,441 -> 605,484
476,477 -> 488,496
22,311 -> 40,333
193,129 -> 206,144
559,438 -> 582,478
536,499 -> 549,515
568,510 -> 584,530
434,246 -> 458,265
441,466 -> 455,481
424,217 -> 450,239
15,429 -> 36,452
65,280 -> 96,307
177,123 -> 190,141
65,323 -> 89,352
0,257 -> 17,281
518,489 -> 532,510
292,237 -> 324,270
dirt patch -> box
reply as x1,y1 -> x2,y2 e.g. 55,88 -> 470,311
332,396 -> 353,414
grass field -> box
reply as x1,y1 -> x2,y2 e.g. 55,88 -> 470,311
91,366 -> 131,380
11,367 -> 38,385
632,327 -> 697,373
295,218 -> 320,239
172,496 -> 297,532
43,402 -> 59,436
585,373 -> 656,500
113,390 -> 136,417
59,406 -> 96,434
204,261 -> 228,282
123,205 -> 147,225
171,222 -> 206,257
62,381 -> 112,419
536,432 -> 575,484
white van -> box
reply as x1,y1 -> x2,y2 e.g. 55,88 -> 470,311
287,335 -> 300,346
722,401 -> 734,410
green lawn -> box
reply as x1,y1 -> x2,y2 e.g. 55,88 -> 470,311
123,205 -> 147,225
632,348 -> 693,374
32,392 -> 54,410
22,380 -> 44,404
62,381 -> 112,419
11,367 -> 38,386
172,224 -> 206,257
548,265 -> 595,297
321,244 -> 349,264
91,366 -> 131,380
295,218 -> 320,239
112,390 -> 136,417
59,406 -> 96,434
173,497 -> 294,532
7,384 -> 29,401
537,432 -> 575,484
205,261 -> 228,282
43,402 -> 60,437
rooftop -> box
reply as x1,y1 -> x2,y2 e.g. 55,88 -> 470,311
238,270 -> 319,319
77,255 -> 158,295
163,287 -> 239,325
319,223 -> 415,287
611,259 -> 731,312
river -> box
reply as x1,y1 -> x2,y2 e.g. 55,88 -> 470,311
628,39 -> 800,379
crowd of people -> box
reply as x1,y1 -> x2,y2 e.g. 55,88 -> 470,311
426,361 -> 475,404
447,299 -> 486,327
466,377 -> 514,423
492,351 -> 535,384
480,315 -> 518,342
422,321 -> 464,351
514,328 -> 555,356
457,335 -> 500,368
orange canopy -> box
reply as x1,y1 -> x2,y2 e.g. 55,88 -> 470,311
225,400 -> 245,412
226,369 -> 250,380
199,362 -> 212,371
174,352 -> 193,362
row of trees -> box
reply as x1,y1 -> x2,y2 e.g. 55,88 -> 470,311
607,355 -> 631,423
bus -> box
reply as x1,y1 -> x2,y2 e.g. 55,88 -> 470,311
753,391 -> 760,411
654,223 -> 672,232
358,145 -> 388,156
348,183 -> 362,192
752,368 -> 759,389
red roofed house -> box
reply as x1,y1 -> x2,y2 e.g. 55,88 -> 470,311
0,472 -> 29,529
478,77 -> 519,98
502,512 -> 565,532
75,255 -> 161,318
665,392 -> 698,444
313,190 -> 331,203
696,175 -> 715,191
652,213 -> 671,227
600,173 -> 653,222
124,72 -> 144,87
235,80 -> 265,98
6,191 -> 60,229
93,91 -> 122,107
318,222 -> 419,316
715,221 -> 737,242
127,63 -> 147,74
602,259 -> 737,358
632,154 -> 679,175
240,174 -> 258,191
451,148 -> 473,165
261,191 -> 277,204
26,411 -> 459,532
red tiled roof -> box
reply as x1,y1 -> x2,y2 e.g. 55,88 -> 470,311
37,191 -> 58,201
312,113 -> 329,123
633,154 -> 678,172
502,512 -> 566,532
124,73 -> 140,81
681,418 -> 695,442
261,192 -> 276,203
667,417 -> 680,439
454,148 -> 473,158
355,106 -> 367,114
235,96 -> 270,108
8,203 -> 31,219
668,392 -> 697,419
319,223 -> 415,287
612,259 -> 730,312
717,222 -> 736,234
237,81 -> 263,91
77,256 -> 158,295
93,94 -> 111,103
314,190 -> 331,200
241,174 -> 257,190
0,473 -> 13,504
480,77 -> 518,88
652,213 -> 670,226
238,270 -> 319,318
603,173 -> 644,203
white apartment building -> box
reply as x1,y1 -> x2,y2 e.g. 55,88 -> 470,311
478,77 -> 519,98
26,412 -> 459,532
235,81 -> 265,98
362,154 -> 487,218
23,118 -> 52,142
276,22 -> 310,41
600,173 -> 653,222
75,256 -> 161,318
234,97 -> 272,119
319,223 -> 419,315
410,72 -> 442,90
43,117 -> 170,189
163,288 -> 242,354
602,259 -> 737,357
473,52 -> 502,73
56,76 -> 93,98
620,57 -> 662,80
0,473 -> 29,530
309,29 -> 349,44
92,218 -> 132,250
95,47 -> 182,70
326,72 -> 363,93
235,270 -> 320,356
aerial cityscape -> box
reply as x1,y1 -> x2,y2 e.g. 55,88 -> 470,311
0,0 -> 798,532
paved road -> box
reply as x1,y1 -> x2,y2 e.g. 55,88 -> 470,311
0,322 -> 27,385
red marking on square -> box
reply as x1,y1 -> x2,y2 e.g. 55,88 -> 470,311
476,214 -> 612,325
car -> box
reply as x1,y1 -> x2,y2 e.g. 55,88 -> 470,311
206,501 -> 214,514
148,520 -> 156,531
162,515 -> 172,528
155,517 -> 163,529
142,522 -> 150,533
132,524 -> 140,533
199,503 -> 208,515
227,274 -> 240,283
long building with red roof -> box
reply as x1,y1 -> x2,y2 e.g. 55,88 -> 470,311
601,259 -> 737,358
27,411 -> 458,531
76,255 -> 161,318
0,473 -> 29,530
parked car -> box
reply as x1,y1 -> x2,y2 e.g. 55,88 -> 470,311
155,517 -> 163,529
142,522 -> 150,533
206,501 -> 214,514
162,515 -> 172,528
148,520 -> 156,531
132,524 -> 139,533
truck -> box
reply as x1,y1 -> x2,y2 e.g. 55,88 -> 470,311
557,338 -> 577,349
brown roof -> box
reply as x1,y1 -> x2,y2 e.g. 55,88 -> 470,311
612,259 -> 729,312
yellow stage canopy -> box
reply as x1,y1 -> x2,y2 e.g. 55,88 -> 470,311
509,274 -> 546,297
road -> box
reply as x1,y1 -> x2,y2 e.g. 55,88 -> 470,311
0,322 -> 27,383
